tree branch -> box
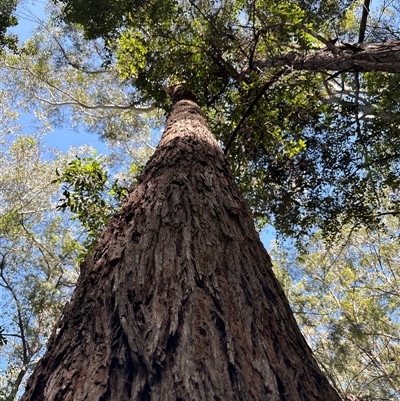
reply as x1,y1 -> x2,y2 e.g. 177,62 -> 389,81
3,62 -> 156,114
254,40 -> 400,73
358,0 -> 371,43
33,94 -> 156,113
0,254 -> 28,362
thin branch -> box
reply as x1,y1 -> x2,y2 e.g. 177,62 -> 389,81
3,333 -> 23,338
255,21 -> 339,52
8,363 -> 29,401
288,23 -> 338,52
358,0 -> 371,43
49,32 -> 107,75
33,94 -> 156,113
18,207 -> 56,215
3,62 -> 156,114
0,254 -> 28,362
18,216 -> 62,275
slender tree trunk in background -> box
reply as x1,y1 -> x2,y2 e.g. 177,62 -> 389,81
20,88 -> 341,401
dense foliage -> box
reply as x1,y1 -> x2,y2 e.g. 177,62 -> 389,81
52,0 -> 400,242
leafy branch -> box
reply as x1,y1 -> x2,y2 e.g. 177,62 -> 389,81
53,152 -> 133,252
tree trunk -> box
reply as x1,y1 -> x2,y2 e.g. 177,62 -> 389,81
256,40 -> 400,73
20,87 -> 341,401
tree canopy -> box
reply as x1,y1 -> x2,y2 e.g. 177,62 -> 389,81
48,0 -> 400,242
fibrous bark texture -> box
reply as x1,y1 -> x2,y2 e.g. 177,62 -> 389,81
21,91 -> 341,401
256,40 -> 400,73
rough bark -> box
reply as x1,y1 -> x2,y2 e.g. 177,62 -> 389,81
21,88 -> 341,401
256,40 -> 400,73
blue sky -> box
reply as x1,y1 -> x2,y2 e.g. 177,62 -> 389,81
11,1 -> 109,153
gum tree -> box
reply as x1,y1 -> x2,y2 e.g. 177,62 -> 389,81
20,85 -> 342,401
18,0 -> 400,399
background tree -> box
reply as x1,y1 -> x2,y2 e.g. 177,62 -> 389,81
271,217 -> 400,400
0,79 -> 147,401
0,6 -> 158,397
0,6 -> 159,171
0,132 -> 86,400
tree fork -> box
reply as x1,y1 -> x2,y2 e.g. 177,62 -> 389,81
21,88 -> 341,401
